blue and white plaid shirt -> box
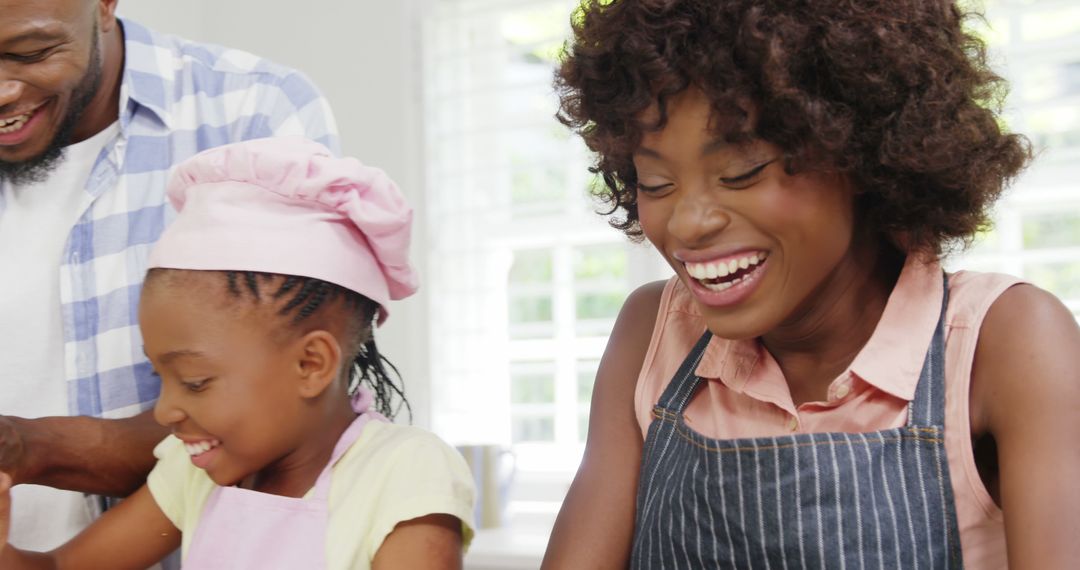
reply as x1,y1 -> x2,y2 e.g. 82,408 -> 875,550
37,19 -> 339,419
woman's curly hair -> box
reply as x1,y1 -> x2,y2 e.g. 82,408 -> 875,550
555,0 -> 1032,253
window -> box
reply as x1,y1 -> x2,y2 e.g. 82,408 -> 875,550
950,0 -> 1080,316
420,0 -> 671,497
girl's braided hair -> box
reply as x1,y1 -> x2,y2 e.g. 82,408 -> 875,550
224,271 -> 409,420
147,268 -> 409,419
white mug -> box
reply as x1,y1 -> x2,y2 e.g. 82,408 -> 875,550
457,444 -> 516,529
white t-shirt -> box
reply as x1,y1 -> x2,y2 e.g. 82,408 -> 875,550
0,122 -> 120,550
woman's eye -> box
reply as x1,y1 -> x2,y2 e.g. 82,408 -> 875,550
635,181 -> 674,195
719,159 -> 775,188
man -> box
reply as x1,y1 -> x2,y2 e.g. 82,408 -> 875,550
0,0 -> 338,551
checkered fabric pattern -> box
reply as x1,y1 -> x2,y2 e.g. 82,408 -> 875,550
35,18 -> 339,418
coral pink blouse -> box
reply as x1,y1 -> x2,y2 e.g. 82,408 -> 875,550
635,257 -> 1020,568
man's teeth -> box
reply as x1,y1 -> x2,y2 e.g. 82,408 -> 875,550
685,252 -> 767,282
184,439 -> 221,456
0,112 -> 31,134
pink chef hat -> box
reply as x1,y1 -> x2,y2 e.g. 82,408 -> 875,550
146,136 -> 417,324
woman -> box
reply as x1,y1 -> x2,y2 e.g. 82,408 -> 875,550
543,1 -> 1079,568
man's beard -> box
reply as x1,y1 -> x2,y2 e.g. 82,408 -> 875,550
0,33 -> 105,186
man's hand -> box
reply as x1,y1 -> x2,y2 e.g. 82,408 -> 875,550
0,411 -> 167,497
0,419 -> 28,485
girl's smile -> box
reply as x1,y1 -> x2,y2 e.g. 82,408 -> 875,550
176,435 -> 223,469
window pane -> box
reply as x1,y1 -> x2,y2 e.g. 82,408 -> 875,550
1021,60 -> 1080,103
577,412 -> 589,443
510,162 -> 568,209
576,360 -> 598,442
1023,211 -> 1080,249
576,361 -> 598,404
1020,5 -> 1080,42
509,249 -> 554,283
574,244 -> 629,322
1026,104 -> 1080,152
1027,261 -> 1080,299
575,292 -> 626,320
509,295 -> 553,323
509,248 -> 555,337
512,415 -> 555,442
574,244 -> 628,281
511,370 -> 555,404
500,3 -> 569,63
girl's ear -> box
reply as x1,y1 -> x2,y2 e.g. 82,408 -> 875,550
294,330 -> 342,398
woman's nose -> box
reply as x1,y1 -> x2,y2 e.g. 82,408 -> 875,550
667,184 -> 732,246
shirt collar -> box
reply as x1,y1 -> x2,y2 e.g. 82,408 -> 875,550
694,255 -> 944,402
116,18 -> 174,131
847,255 -> 943,400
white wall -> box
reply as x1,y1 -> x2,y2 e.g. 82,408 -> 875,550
116,0 -> 433,427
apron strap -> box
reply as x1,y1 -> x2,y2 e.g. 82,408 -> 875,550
906,272 -> 950,427
307,387 -> 386,501
654,330 -> 713,414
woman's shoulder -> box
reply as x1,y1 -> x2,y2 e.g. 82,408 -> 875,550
963,273 -> 1079,436
622,278 -> 671,319
601,279 -> 670,381
609,276 -> 698,356
974,280 -> 1077,382
945,269 -> 1027,326
619,277 -> 711,385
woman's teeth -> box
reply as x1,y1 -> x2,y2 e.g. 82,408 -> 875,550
184,439 -> 221,457
685,252 -> 768,291
0,112 -> 32,134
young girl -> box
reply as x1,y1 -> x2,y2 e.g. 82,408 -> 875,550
543,1 -> 1079,569
0,137 -> 475,569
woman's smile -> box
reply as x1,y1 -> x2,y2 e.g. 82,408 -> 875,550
634,88 -> 861,340
679,250 -> 771,306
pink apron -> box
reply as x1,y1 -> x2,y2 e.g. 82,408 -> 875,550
183,389 -> 386,569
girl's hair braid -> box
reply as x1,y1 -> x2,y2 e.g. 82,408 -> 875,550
225,270 -> 410,420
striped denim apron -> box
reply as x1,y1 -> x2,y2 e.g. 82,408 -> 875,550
631,279 -> 963,569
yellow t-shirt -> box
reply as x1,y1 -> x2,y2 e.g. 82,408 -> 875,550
147,422 -> 476,569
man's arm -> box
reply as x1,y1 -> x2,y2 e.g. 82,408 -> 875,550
0,410 -> 167,497
258,70 -> 341,154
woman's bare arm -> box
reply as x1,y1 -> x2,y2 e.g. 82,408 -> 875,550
972,284 -> 1080,569
542,281 -> 666,569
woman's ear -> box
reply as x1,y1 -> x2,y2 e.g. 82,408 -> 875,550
293,330 -> 343,398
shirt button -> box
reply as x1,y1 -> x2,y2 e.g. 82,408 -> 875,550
787,416 -> 799,432
834,381 -> 851,400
